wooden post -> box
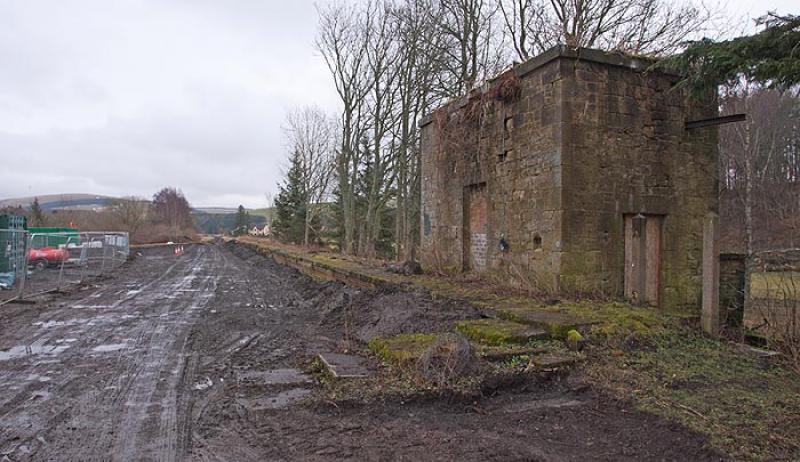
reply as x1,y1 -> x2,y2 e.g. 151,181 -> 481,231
702,212 -> 720,336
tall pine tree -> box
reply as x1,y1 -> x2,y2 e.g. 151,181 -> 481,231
665,14 -> 800,95
30,197 -> 46,227
233,205 -> 249,236
272,150 -> 308,244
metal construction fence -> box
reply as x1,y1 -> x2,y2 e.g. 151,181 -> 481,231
0,229 -> 130,305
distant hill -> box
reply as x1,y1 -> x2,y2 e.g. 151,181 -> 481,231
0,194 -> 115,211
192,209 -> 268,234
248,208 -> 275,219
191,206 -> 238,214
0,194 -> 274,234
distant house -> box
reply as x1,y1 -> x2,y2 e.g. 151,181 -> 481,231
249,225 -> 270,237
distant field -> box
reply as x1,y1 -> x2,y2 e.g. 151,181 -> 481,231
248,208 -> 274,218
750,271 -> 800,301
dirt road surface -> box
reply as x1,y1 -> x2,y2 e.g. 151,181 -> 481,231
0,243 -> 724,461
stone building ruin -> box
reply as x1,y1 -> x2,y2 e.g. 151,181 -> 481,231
419,46 -> 719,310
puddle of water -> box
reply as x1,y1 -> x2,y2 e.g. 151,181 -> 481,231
91,343 -> 127,353
33,320 -> 69,328
237,368 -> 311,385
193,377 -> 213,391
26,373 -> 51,382
0,344 -> 69,361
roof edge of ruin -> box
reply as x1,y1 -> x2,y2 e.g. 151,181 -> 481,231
419,45 -> 673,128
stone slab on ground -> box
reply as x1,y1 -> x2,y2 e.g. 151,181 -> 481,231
531,353 -> 578,370
476,345 -> 548,361
456,318 -> 548,345
493,307 -> 598,338
317,352 -> 371,379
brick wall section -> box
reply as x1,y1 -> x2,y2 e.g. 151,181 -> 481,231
420,46 -> 718,310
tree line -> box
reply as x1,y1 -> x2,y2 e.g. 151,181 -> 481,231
667,14 -> 800,254
2,188 -> 197,244
271,0 -> 791,262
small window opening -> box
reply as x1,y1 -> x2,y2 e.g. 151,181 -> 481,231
499,234 -> 510,252
533,234 -> 542,250
504,116 -> 514,133
498,149 -> 511,162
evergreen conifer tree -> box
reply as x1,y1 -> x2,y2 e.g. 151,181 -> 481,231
272,150 -> 308,244
30,197 -> 45,227
233,205 -> 249,236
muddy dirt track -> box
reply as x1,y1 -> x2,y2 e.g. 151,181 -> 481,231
0,242 -> 725,461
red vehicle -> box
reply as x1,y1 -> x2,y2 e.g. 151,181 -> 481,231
28,247 -> 70,270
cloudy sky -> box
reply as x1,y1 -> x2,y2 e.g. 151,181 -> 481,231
0,0 -> 795,208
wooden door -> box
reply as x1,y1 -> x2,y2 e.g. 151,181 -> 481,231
624,214 -> 663,306
463,184 -> 488,271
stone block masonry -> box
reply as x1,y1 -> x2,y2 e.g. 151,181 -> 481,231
420,46 -> 719,311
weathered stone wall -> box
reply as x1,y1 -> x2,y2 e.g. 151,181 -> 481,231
558,56 -> 718,309
420,47 -> 718,310
420,59 -> 564,288
719,253 -> 745,324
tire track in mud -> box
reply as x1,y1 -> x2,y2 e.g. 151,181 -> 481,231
0,245 -> 225,461
109,245 -> 219,462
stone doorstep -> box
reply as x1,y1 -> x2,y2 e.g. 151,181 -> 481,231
317,352 -> 371,379
736,344 -> 782,363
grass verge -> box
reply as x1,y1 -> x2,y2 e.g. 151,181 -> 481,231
584,328 -> 800,461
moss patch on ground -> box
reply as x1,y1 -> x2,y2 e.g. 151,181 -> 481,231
367,333 -> 439,365
585,328 -> 800,461
456,318 -> 547,345
409,275 -> 670,340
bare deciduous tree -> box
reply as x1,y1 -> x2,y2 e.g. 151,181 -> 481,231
432,0 -> 505,96
316,2 -> 373,254
152,187 -> 193,240
392,0 -> 444,260
283,106 -> 337,246
497,0 -> 718,59
110,197 -> 150,240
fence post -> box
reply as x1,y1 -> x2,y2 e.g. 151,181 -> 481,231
702,212 -> 721,337
57,233 -> 75,291
16,233 -> 31,300
100,234 -> 108,275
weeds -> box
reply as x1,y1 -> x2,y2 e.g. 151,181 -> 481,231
585,327 -> 800,461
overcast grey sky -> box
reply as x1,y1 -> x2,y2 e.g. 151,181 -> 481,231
0,0 -> 795,208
